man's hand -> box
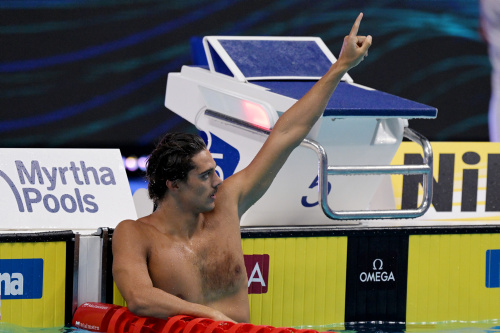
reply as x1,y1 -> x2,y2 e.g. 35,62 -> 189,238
337,13 -> 372,70
209,309 -> 237,323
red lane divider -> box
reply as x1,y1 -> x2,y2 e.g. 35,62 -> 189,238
72,302 -> 332,333
108,307 -> 135,333
162,315 -> 193,333
204,320 -> 236,333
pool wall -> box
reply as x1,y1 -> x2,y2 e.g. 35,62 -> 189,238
109,225 -> 500,327
1,226 -> 500,328
240,226 -> 500,327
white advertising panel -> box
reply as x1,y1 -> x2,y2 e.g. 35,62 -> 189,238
0,149 -> 137,233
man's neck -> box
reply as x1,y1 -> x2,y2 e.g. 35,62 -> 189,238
152,200 -> 205,239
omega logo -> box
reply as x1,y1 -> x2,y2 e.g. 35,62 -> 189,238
373,258 -> 383,270
360,258 -> 395,283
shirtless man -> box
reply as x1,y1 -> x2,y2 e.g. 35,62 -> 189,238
112,13 -> 371,323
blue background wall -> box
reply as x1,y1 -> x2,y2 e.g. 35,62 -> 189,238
0,0 -> 489,163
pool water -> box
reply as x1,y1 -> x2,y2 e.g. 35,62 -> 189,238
337,323 -> 500,333
0,323 -> 89,333
1,323 -> 499,333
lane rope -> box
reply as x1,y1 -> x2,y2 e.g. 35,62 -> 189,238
73,302 -> 330,333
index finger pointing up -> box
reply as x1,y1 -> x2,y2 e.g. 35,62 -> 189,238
349,12 -> 363,37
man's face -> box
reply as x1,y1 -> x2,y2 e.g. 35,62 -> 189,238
177,149 -> 222,213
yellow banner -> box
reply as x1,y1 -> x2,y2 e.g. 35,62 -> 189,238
391,142 -> 500,221
242,237 -> 347,327
0,241 -> 67,327
407,233 -> 500,323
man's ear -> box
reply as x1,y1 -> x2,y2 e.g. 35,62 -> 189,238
166,179 -> 179,191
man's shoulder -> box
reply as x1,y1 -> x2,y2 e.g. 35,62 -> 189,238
115,218 -> 141,230
112,218 -> 161,255
217,168 -> 264,214
114,218 -> 153,239
217,172 -> 246,199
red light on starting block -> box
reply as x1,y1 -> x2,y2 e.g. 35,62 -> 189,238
241,100 -> 270,130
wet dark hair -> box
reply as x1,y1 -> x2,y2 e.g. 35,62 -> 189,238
146,132 -> 207,205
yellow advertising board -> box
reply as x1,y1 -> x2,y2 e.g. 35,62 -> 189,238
0,240 -> 68,327
391,142 -> 500,221
407,233 -> 500,323
242,237 -> 348,327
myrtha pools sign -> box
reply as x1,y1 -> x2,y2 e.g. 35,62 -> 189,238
0,149 -> 137,231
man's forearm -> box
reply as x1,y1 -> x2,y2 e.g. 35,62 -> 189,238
271,61 -> 349,147
125,287 -> 235,322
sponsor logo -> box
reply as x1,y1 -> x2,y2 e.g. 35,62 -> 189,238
356,252 -> 398,291
74,321 -> 100,331
402,152 -> 500,212
0,160 -> 117,214
199,131 -> 240,180
244,255 -> 269,294
486,249 -> 500,288
83,302 -> 112,310
359,258 -> 395,283
0,259 -> 43,299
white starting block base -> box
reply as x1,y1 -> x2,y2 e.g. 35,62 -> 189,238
211,117 -> 406,226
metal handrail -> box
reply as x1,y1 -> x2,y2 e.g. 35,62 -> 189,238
301,127 -> 433,220
205,109 -> 433,220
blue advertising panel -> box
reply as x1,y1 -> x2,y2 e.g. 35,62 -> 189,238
0,258 -> 43,299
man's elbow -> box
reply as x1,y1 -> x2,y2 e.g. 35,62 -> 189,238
124,290 -> 151,316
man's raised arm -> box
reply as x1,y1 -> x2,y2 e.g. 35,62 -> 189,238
231,13 -> 372,215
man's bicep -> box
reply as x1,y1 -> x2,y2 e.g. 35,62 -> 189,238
112,222 -> 153,299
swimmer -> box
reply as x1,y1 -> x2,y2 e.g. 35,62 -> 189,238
112,13 -> 371,323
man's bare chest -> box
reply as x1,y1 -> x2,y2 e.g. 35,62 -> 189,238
147,232 -> 246,303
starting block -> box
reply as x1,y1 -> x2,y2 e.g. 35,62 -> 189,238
165,36 -> 438,225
